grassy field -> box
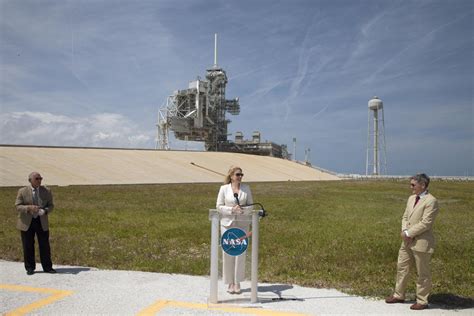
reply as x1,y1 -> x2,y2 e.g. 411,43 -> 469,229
1,180 -> 472,305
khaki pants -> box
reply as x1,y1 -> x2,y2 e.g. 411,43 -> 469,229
394,243 -> 432,305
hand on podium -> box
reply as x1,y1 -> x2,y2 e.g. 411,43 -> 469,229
231,205 -> 243,215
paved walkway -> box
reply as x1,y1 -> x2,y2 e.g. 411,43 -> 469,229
0,260 -> 471,315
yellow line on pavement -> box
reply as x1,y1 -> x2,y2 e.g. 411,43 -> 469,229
137,299 -> 309,316
0,284 -> 73,316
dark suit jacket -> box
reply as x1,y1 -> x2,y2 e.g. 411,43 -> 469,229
15,186 -> 54,231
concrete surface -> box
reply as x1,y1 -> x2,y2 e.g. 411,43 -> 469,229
1,260 -> 471,316
0,145 -> 339,187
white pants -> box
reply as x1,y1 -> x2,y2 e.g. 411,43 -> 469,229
221,221 -> 249,285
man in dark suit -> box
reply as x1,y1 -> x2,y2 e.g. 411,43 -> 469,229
15,172 -> 56,275
385,173 -> 439,310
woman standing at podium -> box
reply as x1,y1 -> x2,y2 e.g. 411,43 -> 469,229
216,166 -> 253,294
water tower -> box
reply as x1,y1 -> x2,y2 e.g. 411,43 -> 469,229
366,96 -> 387,175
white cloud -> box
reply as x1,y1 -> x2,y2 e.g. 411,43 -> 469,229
0,111 -> 153,148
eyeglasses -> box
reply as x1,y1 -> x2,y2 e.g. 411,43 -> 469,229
35,177 -> 43,180
235,173 -> 244,177
410,183 -> 417,187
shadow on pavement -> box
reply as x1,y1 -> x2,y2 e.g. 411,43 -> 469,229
240,284 -> 305,303
430,293 -> 474,310
241,284 -> 360,304
239,284 -> 294,294
51,267 -> 91,274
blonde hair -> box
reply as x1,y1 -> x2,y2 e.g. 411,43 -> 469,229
224,166 -> 242,184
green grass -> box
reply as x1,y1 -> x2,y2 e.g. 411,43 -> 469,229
1,180 -> 472,304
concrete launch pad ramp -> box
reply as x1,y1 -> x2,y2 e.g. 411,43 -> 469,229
0,145 -> 339,186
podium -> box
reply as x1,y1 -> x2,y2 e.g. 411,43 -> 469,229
208,208 -> 261,304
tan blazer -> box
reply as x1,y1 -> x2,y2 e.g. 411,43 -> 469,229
401,193 -> 439,253
216,183 -> 253,227
15,186 -> 54,231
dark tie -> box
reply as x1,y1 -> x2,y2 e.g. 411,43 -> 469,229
414,195 -> 420,207
33,188 -> 39,205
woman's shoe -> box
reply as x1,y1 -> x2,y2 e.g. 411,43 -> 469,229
227,284 -> 235,294
233,283 -> 241,294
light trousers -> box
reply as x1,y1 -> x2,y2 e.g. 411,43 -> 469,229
221,221 -> 249,285
394,243 -> 432,305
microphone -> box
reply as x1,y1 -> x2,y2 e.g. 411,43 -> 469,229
233,193 -> 240,206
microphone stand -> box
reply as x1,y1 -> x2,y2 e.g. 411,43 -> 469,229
242,203 -> 267,218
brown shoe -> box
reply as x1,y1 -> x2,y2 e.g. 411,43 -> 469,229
410,303 -> 428,310
385,296 -> 405,304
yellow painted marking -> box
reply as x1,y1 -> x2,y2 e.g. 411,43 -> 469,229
137,299 -> 309,316
0,284 -> 73,316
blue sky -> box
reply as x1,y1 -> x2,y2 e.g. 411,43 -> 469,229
1,0 -> 472,176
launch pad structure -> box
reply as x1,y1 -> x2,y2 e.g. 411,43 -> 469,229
156,34 -> 288,158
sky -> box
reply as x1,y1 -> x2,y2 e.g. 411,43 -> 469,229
0,0 -> 472,176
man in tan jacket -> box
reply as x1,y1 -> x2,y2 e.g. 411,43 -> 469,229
386,173 -> 439,310
15,172 -> 56,275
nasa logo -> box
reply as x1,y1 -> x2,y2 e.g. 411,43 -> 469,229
221,228 -> 249,256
